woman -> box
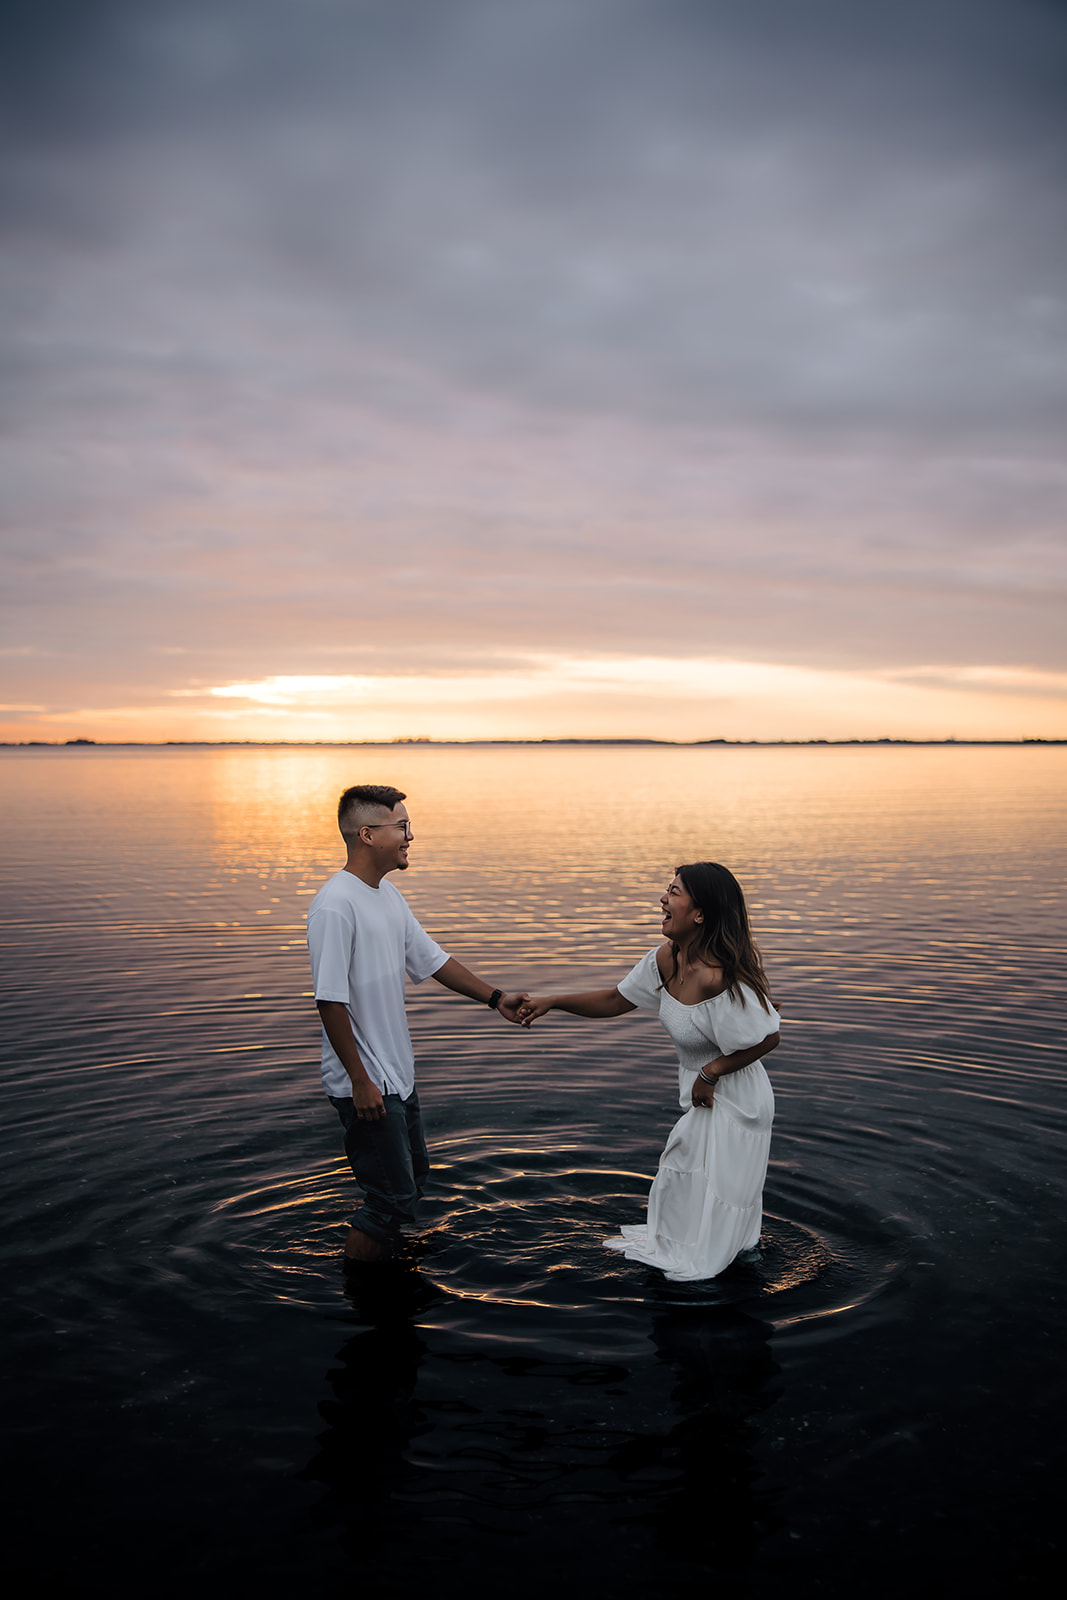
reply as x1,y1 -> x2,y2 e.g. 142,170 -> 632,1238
519,863 -> 780,1282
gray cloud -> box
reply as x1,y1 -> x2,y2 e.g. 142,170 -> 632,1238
2,0 -> 1066,719
5,0 -> 1065,431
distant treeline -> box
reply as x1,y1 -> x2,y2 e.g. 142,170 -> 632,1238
4,738 -> 1064,750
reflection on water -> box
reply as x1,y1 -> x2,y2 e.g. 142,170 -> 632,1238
304,1262 -> 780,1593
1,744 -> 1065,1596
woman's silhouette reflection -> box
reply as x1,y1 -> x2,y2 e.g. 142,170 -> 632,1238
638,1294 -> 782,1566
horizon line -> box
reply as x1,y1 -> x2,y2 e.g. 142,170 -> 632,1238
4,737 -> 1065,751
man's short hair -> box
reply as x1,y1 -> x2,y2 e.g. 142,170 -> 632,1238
337,784 -> 407,842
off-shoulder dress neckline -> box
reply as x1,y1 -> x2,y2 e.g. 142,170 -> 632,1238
660,985 -> 732,1010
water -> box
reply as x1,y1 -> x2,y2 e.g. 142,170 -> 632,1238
1,744 -> 1064,1596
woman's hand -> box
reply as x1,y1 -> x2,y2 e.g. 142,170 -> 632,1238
691,1073 -> 718,1109
517,995 -> 554,1027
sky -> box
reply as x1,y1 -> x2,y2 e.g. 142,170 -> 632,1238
2,0 -> 1065,743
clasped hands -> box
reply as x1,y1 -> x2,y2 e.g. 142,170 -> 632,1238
494,992 -> 533,1025
488,995 -> 552,1027
515,996 -> 551,1027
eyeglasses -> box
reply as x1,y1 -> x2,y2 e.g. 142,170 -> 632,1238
365,819 -> 414,838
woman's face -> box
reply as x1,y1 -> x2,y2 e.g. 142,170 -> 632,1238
660,874 -> 702,942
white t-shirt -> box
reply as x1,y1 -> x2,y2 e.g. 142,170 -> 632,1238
307,870 -> 448,1099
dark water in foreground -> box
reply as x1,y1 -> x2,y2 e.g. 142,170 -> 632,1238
1,745 -> 1064,1597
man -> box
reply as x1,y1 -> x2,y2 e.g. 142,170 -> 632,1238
307,783 -> 527,1264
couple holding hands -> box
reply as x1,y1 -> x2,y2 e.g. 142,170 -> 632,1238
307,784 -> 780,1283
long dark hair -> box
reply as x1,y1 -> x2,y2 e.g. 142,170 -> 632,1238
668,861 -> 773,1011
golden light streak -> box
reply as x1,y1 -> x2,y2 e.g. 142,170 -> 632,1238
4,653 -> 1065,743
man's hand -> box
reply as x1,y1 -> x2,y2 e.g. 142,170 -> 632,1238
495,991 -> 531,1025
351,1079 -> 386,1122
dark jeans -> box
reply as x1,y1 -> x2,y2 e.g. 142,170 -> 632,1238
328,1089 -> 429,1245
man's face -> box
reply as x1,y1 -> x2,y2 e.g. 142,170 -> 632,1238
362,804 -> 413,872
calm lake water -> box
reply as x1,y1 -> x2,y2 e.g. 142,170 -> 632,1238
1,744 -> 1064,1598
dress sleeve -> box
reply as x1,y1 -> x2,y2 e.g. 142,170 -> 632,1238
708,985 -> 781,1055
616,948 -> 663,1011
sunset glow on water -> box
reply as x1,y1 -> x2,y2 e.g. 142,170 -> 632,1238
2,743 -> 1064,1595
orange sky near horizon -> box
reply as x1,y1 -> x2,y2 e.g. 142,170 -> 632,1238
4,656 -> 1066,746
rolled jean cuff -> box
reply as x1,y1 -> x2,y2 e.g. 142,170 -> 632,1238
347,1206 -> 397,1246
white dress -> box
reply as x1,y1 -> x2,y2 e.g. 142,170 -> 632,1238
606,948 -> 780,1282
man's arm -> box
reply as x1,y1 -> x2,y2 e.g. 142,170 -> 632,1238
430,957 -> 529,1024
315,1000 -> 387,1122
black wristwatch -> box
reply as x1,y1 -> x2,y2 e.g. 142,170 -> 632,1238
488,989 -> 503,1010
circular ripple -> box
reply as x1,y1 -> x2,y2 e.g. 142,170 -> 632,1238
83,1130 -> 917,1344
384,1138 -> 915,1343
